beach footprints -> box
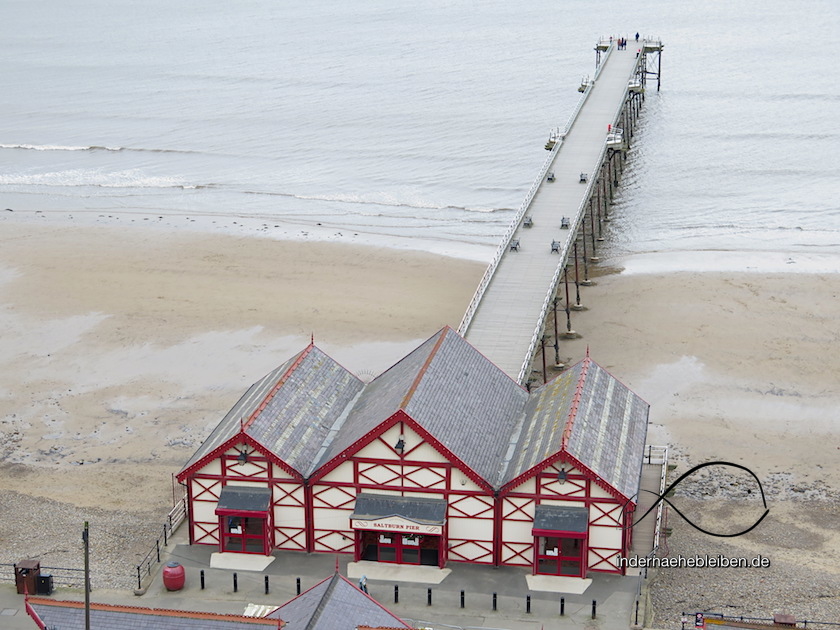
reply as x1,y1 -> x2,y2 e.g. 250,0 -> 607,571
630,461 -> 770,538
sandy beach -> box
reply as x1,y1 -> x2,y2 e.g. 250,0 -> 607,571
554,266 -> 840,624
0,222 -> 485,585
1,220 -> 838,619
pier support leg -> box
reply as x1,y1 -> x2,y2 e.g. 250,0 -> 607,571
553,298 -> 562,366
572,243 -> 583,310
581,212 -> 592,285
563,268 -> 576,337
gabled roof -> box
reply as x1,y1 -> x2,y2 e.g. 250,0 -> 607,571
312,327 -> 528,483
500,356 -> 649,501
180,345 -> 364,479
180,329 -> 648,497
266,573 -> 410,630
26,597 -> 279,629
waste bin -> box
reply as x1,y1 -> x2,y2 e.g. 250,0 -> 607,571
162,562 -> 185,591
14,559 -> 40,595
36,573 -> 54,596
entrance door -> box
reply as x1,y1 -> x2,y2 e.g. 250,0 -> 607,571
535,535 -> 585,577
357,531 -> 439,565
221,516 -> 268,554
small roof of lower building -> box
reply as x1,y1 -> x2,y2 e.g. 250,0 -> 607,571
26,598 -> 280,630
266,573 -> 410,630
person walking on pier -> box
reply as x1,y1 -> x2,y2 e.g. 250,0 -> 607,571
635,32 -> 640,42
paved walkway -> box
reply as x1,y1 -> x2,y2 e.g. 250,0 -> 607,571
1,525 -> 650,630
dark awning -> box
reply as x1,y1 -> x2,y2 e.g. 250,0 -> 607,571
351,493 -> 446,526
533,504 -> 588,534
215,485 -> 271,517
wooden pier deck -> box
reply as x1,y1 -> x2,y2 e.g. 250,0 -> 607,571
461,40 -> 652,383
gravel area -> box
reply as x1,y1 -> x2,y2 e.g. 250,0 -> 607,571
0,488 -> 174,591
647,459 -> 840,628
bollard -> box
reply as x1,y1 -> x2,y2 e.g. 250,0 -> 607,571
561,597 -> 565,616
460,590 -> 465,609
233,573 -> 238,593
526,594 -> 531,614
592,599 -> 597,619
493,592 -> 497,611
296,577 -> 301,595
394,585 -> 399,604
200,569 -> 205,590
635,600 -> 639,625
265,575 -> 270,595
427,588 -> 432,606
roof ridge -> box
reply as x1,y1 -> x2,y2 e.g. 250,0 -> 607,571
561,355 -> 591,450
399,327 -> 448,409
304,573 -> 341,630
243,344 -> 315,431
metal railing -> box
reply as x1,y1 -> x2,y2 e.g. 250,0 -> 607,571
457,40 -> 614,336
0,564 -> 87,589
134,493 -> 187,591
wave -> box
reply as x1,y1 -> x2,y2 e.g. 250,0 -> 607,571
0,169 -> 218,190
242,188 -> 512,214
0,143 -> 200,155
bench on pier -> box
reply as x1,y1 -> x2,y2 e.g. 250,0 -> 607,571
509,239 -> 520,252
551,240 -> 561,254
560,217 -> 571,229
579,172 -> 589,183
523,216 -> 533,228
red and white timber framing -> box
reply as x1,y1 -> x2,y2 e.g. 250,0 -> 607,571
178,417 -> 636,575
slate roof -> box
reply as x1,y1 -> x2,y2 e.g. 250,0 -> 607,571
27,598 -> 278,630
180,328 -> 648,499
501,356 -> 649,500
266,573 -> 410,630
352,493 -> 447,525
534,504 -> 589,533
180,346 -> 364,478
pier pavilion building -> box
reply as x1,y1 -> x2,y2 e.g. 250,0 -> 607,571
177,327 -> 649,577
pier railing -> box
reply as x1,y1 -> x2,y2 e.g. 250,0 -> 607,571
515,50 -> 644,384
458,41 -> 614,335
133,492 -> 187,591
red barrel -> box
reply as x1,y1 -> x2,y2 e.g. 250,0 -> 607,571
162,562 -> 185,591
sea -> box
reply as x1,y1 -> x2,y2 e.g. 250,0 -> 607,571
2,0 -> 839,270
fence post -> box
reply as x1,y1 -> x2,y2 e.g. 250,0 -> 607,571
635,600 -> 639,625
163,524 -> 168,547
155,539 -> 160,563
136,566 -> 141,590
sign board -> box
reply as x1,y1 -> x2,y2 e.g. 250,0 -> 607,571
351,515 -> 443,536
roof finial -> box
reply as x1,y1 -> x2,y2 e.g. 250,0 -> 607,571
585,345 -> 590,358
311,332 -> 315,345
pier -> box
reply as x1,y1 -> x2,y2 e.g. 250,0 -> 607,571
459,38 -> 663,385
